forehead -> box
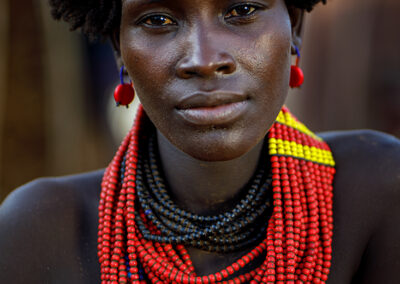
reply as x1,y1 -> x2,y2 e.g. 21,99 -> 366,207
122,0 -> 276,8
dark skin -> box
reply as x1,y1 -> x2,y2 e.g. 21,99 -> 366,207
1,0 -> 400,283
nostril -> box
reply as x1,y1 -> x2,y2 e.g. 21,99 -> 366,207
179,69 -> 198,79
217,65 -> 231,74
185,70 -> 197,76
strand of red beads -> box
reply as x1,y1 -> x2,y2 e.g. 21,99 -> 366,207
98,105 -> 335,283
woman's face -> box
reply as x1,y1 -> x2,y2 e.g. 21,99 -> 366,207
120,0 -> 294,161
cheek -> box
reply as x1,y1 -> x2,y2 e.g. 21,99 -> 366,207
239,26 -> 292,91
266,31 -> 292,88
260,33 -> 291,109
234,28 -> 291,128
120,31 -> 177,106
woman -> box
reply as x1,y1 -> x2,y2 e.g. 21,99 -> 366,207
0,0 -> 399,283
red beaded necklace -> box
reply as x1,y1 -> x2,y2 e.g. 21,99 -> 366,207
98,105 -> 335,284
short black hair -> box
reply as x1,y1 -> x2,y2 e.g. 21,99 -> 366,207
49,0 -> 326,40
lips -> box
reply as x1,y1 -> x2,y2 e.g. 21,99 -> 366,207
175,92 -> 249,125
177,92 -> 247,109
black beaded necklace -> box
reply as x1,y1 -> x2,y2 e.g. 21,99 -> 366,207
133,133 -> 273,253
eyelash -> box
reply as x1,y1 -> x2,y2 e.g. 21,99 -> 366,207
224,3 -> 261,20
139,14 -> 177,27
138,3 -> 262,28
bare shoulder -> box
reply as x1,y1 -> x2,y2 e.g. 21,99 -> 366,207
0,169 -> 104,283
0,169 -> 104,222
320,129 -> 400,197
319,130 -> 400,284
320,128 -> 400,153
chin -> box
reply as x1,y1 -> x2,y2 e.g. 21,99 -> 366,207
171,127 -> 266,162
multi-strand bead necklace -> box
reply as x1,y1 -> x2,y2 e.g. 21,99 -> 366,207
98,105 -> 335,283
135,133 -> 273,253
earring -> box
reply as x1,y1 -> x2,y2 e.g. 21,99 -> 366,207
114,66 -> 135,107
289,46 -> 304,88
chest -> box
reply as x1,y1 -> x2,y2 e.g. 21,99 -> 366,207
64,178 -> 371,284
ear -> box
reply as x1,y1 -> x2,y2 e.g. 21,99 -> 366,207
110,29 -> 124,68
287,6 -> 305,54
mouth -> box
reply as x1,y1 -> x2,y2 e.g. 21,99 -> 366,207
175,92 -> 249,126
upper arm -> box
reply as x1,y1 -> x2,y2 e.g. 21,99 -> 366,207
358,189 -> 400,283
0,178 -> 80,283
321,130 -> 400,283
358,133 -> 400,283
0,179 -> 50,282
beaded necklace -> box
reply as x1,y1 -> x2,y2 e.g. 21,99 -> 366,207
98,105 -> 335,284
135,133 -> 273,253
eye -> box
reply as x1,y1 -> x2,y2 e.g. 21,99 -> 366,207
225,4 -> 258,19
140,15 -> 176,27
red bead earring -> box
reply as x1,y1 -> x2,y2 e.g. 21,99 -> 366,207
289,46 -> 304,88
114,66 -> 135,107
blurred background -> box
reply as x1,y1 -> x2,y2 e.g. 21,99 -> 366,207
0,0 -> 399,202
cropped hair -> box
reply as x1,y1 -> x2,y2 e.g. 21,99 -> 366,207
49,0 -> 326,40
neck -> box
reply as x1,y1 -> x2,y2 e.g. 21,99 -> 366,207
156,130 -> 266,215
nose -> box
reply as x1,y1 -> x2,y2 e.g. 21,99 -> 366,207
176,26 -> 237,79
